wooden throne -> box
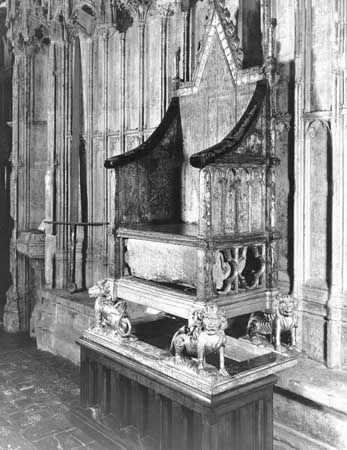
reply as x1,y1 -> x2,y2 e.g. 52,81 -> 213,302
105,12 -> 280,321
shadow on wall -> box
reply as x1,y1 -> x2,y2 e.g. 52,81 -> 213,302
0,123 -> 12,323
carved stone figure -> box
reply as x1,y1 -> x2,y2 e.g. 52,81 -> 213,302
88,278 -> 132,337
170,304 -> 229,376
247,294 -> 298,352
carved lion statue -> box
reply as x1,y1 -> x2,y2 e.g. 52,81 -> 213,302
88,278 -> 132,338
247,293 -> 298,352
170,304 -> 229,376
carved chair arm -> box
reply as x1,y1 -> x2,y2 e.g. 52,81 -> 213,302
189,80 -> 269,169
105,97 -> 181,169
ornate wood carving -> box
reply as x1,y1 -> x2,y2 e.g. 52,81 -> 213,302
5,0 -> 282,330
105,98 -> 183,225
104,29 -> 281,311
213,0 -> 243,69
213,243 -> 266,295
199,166 -> 266,237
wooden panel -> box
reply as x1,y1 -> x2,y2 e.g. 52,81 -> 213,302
77,343 -> 276,450
225,169 -> 237,234
250,169 -> 265,232
113,108 -> 182,227
180,34 -> 236,223
200,166 -> 266,236
238,169 -> 250,233
200,36 -> 236,147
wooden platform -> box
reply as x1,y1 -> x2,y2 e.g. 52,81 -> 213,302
73,318 -> 298,450
116,276 -> 270,319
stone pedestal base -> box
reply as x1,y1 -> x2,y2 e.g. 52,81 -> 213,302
35,289 -> 95,364
3,286 -> 22,332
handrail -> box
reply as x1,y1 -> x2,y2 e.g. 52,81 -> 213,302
189,79 -> 268,169
104,97 -> 180,169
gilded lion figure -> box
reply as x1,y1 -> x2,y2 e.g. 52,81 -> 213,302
170,304 -> 229,376
247,293 -> 298,352
88,278 -> 132,338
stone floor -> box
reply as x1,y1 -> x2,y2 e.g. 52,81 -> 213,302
0,326 -> 111,450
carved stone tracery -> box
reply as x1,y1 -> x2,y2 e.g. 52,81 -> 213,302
156,0 -> 179,17
118,0 -> 153,22
70,1 -> 97,37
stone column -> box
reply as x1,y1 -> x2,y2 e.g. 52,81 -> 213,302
84,36 -> 94,287
54,41 -> 72,289
292,0 -> 305,350
326,0 -> 345,368
293,0 -> 304,295
102,28 -> 110,282
45,40 -> 57,289
4,46 -> 31,332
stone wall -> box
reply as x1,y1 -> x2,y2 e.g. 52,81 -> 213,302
34,289 -> 95,364
293,0 -> 347,370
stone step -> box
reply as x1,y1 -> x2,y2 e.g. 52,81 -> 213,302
274,358 -> 347,450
